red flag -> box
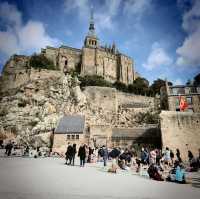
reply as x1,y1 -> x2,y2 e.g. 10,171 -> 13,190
179,96 -> 188,111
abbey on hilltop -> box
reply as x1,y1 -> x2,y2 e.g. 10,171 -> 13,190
41,11 -> 136,85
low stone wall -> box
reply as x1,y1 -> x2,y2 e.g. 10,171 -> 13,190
117,92 -> 154,109
160,111 -> 200,160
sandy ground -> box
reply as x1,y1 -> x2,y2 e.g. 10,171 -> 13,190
0,156 -> 200,199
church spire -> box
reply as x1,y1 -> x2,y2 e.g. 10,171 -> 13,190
88,7 -> 96,37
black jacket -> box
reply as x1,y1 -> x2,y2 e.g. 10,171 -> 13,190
78,146 -> 86,159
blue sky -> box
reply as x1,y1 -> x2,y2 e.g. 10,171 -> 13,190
0,0 -> 200,85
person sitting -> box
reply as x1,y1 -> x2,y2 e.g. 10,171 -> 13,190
175,164 -> 186,184
166,161 -> 185,183
147,163 -> 164,181
188,150 -> 199,172
108,157 -> 118,173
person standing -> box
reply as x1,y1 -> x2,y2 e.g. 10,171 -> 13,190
164,147 -> 171,165
102,145 -> 108,167
72,143 -> 77,166
65,142 -> 73,165
170,150 -> 174,165
141,147 -> 149,165
78,144 -> 86,167
6,141 -> 13,156
176,149 -> 182,163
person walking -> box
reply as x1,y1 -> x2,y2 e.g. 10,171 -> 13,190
72,143 -> 77,166
78,144 -> 86,167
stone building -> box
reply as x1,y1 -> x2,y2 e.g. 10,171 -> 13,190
41,11 -> 135,85
164,82 -> 200,112
53,115 -> 86,152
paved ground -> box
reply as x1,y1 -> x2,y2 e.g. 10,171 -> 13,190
0,157 -> 200,199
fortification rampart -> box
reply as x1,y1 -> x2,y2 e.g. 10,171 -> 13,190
160,111 -> 200,160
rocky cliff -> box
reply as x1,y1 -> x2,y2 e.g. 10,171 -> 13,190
0,55 -> 157,147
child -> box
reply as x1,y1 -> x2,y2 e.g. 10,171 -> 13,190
108,158 -> 118,173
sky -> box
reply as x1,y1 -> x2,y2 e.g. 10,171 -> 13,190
0,0 -> 200,85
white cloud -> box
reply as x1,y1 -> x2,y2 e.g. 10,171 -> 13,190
176,0 -> 200,67
18,21 -> 59,50
95,0 -> 121,31
64,0 -> 89,18
0,2 -> 60,58
64,0 -> 121,31
0,2 -> 21,29
174,78 -> 183,85
123,0 -> 152,18
143,42 -> 173,70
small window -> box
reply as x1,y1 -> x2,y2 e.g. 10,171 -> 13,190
186,97 -> 192,105
67,135 -> 70,140
76,135 -> 79,140
72,135 -> 75,140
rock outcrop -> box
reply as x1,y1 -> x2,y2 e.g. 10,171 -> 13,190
0,55 -> 157,147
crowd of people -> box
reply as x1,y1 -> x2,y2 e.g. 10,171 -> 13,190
65,143 -> 200,184
1,140 -> 200,184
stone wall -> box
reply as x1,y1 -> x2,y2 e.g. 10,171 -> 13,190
43,46 -> 58,67
160,111 -> 200,160
96,49 -> 118,83
83,86 -> 118,113
118,54 -> 133,85
53,134 -> 85,154
82,47 -> 96,75
58,46 -> 81,72
42,44 -> 135,85
117,92 -> 155,110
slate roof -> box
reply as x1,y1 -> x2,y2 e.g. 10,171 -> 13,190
55,115 -> 85,134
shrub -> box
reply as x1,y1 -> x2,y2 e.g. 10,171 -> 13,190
78,75 -> 112,88
113,81 -> 128,92
30,54 -> 56,70
135,111 -> 160,124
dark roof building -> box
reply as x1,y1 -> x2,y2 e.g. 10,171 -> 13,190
55,115 -> 85,134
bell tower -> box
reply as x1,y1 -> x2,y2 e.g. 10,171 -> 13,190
84,8 -> 99,48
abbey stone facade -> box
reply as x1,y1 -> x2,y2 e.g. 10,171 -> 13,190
41,12 -> 135,85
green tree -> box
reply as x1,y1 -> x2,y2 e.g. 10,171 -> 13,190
30,54 -> 56,70
78,75 -> 112,88
128,77 -> 149,95
150,78 -> 172,96
113,81 -> 128,92
194,73 -> 200,86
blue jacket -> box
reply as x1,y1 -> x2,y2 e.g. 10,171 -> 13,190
175,166 -> 185,182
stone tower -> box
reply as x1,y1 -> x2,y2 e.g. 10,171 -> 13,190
84,9 -> 99,48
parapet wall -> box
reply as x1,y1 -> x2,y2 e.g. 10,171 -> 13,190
117,92 -> 155,109
83,86 -> 155,113
160,111 -> 200,160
